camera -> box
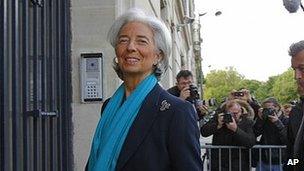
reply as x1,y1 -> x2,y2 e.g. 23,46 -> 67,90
189,84 -> 200,100
289,100 -> 298,106
202,98 -> 217,107
262,108 -> 276,120
186,85 -> 205,120
233,91 -> 244,97
223,112 -> 233,123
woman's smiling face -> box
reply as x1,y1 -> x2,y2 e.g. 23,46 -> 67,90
115,21 -> 160,79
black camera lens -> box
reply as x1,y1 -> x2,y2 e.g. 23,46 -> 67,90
223,112 -> 233,123
202,98 -> 217,107
262,108 -> 276,120
188,85 -> 199,100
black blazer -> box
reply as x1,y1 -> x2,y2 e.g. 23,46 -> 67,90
285,100 -> 304,171
86,84 -> 203,171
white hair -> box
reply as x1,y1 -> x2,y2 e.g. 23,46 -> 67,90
107,8 -> 172,80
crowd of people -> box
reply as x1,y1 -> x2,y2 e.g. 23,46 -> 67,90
167,69 -> 295,170
85,8 -> 304,171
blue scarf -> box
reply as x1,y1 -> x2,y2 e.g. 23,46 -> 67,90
88,74 -> 157,171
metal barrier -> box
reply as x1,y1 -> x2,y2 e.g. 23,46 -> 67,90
201,145 -> 286,171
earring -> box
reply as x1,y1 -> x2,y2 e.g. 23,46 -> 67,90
154,63 -> 162,77
154,67 -> 162,77
114,57 -> 118,64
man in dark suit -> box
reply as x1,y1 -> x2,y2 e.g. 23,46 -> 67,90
285,40 -> 304,171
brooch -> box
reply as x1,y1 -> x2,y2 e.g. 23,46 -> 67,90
160,100 -> 170,111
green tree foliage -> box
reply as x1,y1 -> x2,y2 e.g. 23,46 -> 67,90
204,67 -> 244,102
239,79 -> 262,95
255,76 -> 278,102
203,67 -> 298,105
271,68 -> 298,103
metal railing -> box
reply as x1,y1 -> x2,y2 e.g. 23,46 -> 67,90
1,1 -> 72,170
201,144 -> 286,171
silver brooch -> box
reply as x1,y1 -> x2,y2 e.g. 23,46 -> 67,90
160,100 -> 170,111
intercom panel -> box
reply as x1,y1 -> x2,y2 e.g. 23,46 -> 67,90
80,53 -> 103,102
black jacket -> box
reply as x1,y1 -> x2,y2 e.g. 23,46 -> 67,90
86,84 -> 203,171
201,115 -> 255,171
167,85 -> 180,97
253,113 -> 288,164
284,99 -> 304,171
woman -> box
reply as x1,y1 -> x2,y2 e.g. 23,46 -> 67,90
86,8 -> 202,171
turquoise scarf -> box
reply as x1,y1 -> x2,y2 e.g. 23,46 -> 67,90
88,74 -> 157,171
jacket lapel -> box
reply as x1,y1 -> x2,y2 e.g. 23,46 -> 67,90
116,84 -> 163,170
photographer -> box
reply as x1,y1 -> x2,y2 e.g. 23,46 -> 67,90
229,88 -> 261,119
167,70 -> 208,120
253,97 -> 287,171
201,99 -> 255,171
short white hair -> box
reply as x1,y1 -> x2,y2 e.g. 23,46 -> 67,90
107,8 -> 172,80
